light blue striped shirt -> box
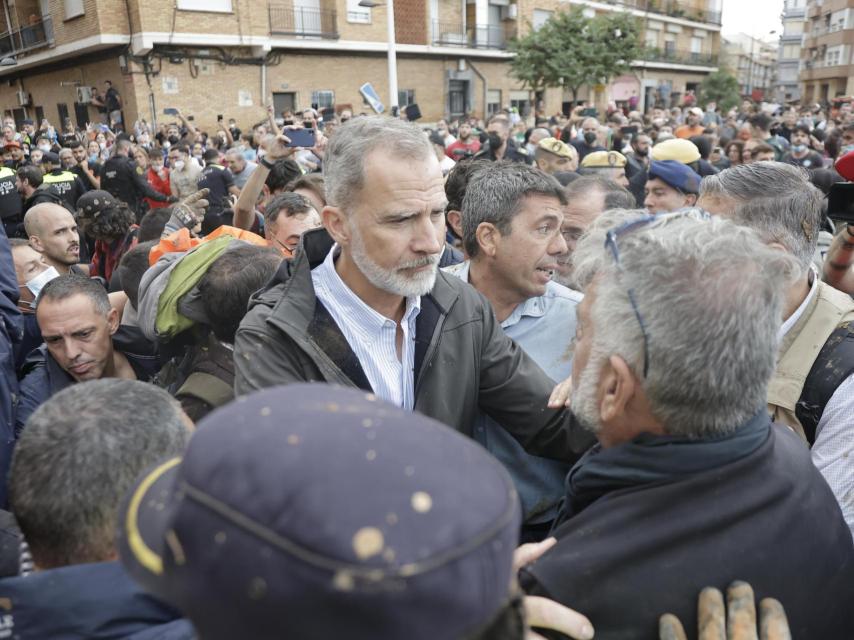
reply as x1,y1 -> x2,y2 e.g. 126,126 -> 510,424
312,245 -> 421,409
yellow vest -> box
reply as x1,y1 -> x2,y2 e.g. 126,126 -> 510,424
767,281 -> 854,440
41,170 -> 75,185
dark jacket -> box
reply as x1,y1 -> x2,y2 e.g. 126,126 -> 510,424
21,186 -> 68,216
234,228 -> 593,460
174,333 -> 235,423
16,325 -> 160,436
0,228 -> 19,509
473,140 -> 533,164
0,561 -> 194,639
522,424 -> 854,639
100,155 -> 169,217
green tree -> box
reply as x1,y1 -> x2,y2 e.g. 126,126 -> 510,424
509,7 -> 643,104
698,69 -> 741,111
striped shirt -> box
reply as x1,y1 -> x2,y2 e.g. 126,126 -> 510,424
311,245 -> 421,409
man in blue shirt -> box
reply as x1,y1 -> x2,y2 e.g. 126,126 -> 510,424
444,161 -> 581,541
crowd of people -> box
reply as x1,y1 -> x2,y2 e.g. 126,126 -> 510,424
0,84 -> 850,638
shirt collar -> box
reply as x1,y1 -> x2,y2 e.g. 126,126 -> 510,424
317,245 -> 421,337
444,260 -> 548,327
778,266 -> 819,341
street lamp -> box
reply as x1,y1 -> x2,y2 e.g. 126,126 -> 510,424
359,0 -> 399,115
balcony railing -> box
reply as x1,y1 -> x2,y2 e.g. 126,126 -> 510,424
0,15 -> 53,57
431,21 -> 513,50
580,0 -> 722,25
269,4 -> 338,39
643,47 -> 718,66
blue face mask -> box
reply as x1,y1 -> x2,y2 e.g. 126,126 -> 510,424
841,144 -> 854,156
792,144 -> 807,153
88,154 -> 99,163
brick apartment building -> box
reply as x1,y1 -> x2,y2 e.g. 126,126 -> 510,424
0,0 -> 721,131
800,0 -> 854,103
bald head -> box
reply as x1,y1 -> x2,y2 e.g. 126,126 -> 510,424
24,204 -> 80,272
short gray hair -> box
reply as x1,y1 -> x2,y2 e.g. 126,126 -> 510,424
461,162 -> 567,258
9,379 -> 190,568
572,208 -> 799,439
323,116 -> 432,208
699,162 -> 823,271
36,274 -> 111,316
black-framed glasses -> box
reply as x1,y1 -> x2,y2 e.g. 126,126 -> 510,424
603,209 -> 710,379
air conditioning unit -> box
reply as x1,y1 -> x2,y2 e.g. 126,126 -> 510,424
500,4 -> 517,21
76,86 -> 92,104
15,91 -> 30,107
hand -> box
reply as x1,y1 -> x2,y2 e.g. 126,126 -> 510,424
659,582 -> 791,640
267,104 -> 275,117
171,188 -> 209,229
512,537 -> 595,640
261,133 -> 296,161
525,597 -> 595,640
548,376 -> 573,409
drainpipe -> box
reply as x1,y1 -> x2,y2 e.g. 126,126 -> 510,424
261,60 -> 267,105
467,58 -> 487,119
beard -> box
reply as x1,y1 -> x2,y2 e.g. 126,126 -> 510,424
569,353 -> 605,436
349,223 -> 439,298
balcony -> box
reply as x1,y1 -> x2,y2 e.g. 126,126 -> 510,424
577,0 -> 722,25
0,15 -> 53,57
431,22 -> 514,50
642,47 -> 718,66
269,4 -> 338,39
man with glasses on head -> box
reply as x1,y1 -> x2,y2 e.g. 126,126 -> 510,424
523,208 -> 854,638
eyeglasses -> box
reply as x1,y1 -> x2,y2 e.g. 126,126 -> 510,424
603,209 -> 710,378
270,234 -> 297,257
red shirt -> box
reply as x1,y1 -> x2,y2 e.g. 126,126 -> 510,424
446,138 -> 481,160
145,167 -> 171,210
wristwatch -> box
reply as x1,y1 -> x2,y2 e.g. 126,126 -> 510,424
259,156 -> 276,170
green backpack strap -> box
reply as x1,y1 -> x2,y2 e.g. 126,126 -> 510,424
175,372 -> 234,409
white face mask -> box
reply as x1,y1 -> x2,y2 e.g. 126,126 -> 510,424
37,144 -> 50,153
173,159 -> 185,171
25,266 -> 59,302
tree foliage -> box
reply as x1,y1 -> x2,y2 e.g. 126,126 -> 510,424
509,7 -> 643,102
698,69 -> 741,111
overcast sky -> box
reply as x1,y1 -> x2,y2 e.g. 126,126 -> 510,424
721,0 -> 784,40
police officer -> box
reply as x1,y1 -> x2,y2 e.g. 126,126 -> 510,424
473,115 -> 532,164
41,152 -> 86,210
100,138 -> 174,219
197,148 -> 239,235
0,157 -> 21,238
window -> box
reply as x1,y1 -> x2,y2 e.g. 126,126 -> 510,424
509,90 -> 530,117
783,21 -> 803,36
782,44 -> 800,59
64,0 -> 84,20
533,9 -> 553,31
398,89 -> 415,106
177,0 -> 232,12
311,90 -> 335,110
690,36 -> 702,53
487,89 -> 502,115
347,0 -> 371,23
645,29 -> 659,48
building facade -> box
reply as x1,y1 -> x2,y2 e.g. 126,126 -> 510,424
800,0 -> 854,103
722,33 -> 778,101
777,0 -> 806,103
0,0 -> 721,130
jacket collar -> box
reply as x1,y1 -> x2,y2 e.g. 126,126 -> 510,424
265,227 -> 460,390
0,561 -> 185,638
